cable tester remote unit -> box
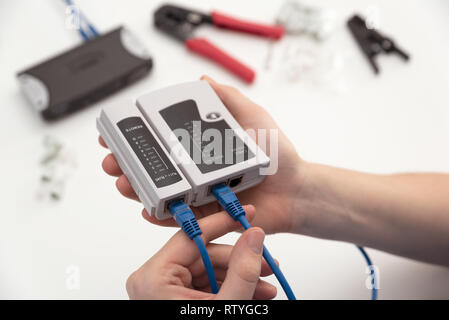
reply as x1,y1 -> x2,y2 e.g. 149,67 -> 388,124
97,99 -> 192,220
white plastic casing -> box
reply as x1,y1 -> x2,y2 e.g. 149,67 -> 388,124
97,98 -> 193,220
137,80 -> 270,206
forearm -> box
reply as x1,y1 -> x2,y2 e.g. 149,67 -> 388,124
293,163 -> 449,266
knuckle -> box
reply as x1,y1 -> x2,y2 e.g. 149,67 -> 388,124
235,262 -> 261,284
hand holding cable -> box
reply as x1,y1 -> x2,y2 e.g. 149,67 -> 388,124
125,205 -> 277,299
212,184 -> 297,300
168,200 -> 219,294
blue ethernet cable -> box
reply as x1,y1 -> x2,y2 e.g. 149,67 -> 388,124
212,183 -> 378,300
357,246 -> 378,300
212,184 -> 296,300
76,26 -> 90,42
64,0 -> 99,41
168,200 -> 219,294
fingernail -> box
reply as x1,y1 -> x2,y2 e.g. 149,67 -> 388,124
247,229 -> 265,254
201,75 -> 215,83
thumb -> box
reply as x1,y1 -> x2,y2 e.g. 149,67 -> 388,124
216,227 -> 265,300
200,75 -> 231,108
200,75 -> 257,121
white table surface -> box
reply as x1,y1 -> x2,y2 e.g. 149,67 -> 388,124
1,0 -> 448,299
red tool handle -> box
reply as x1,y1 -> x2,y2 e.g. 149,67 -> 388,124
185,37 -> 255,83
211,11 -> 284,40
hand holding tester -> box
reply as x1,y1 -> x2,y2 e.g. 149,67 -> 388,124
97,80 -> 296,299
98,80 -> 270,218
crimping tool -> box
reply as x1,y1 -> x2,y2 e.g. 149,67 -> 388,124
154,4 -> 284,83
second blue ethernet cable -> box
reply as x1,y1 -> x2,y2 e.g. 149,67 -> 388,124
212,183 -> 379,300
212,183 -> 297,300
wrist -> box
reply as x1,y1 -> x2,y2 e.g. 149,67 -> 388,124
288,162 -> 369,241
288,160 -> 313,234
289,162 -> 349,238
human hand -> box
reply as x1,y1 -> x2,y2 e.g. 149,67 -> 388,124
100,76 -> 305,234
125,207 -> 277,299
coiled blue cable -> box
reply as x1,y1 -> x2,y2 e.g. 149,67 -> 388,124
168,200 -> 219,294
212,184 -> 296,300
357,246 -> 377,300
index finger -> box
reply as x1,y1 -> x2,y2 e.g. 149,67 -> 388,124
200,75 -> 259,121
99,136 -> 108,148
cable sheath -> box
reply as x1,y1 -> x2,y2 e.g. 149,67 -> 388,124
212,184 -> 296,300
357,246 -> 377,300
238,215 -> 296,300
168,200 -> 219,294
194,235 -> 219,294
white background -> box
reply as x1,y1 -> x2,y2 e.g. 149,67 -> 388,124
0,0 -> 448,299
